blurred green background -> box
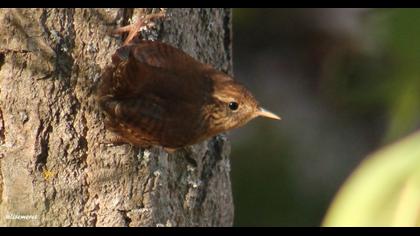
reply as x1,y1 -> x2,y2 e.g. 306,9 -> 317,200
230,8 -> 420,226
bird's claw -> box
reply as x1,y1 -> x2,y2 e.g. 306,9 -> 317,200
101,135 -> 128,147
113,10 -> 166,45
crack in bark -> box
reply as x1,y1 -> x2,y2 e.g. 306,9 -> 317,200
39,9 -> 51,40
0,51 -> 4,72
0,49 -> 30,54
0,164 -> 2,205
195,137 -> 224,209
39,9 -> 77,84
34,121 -> 53,171
223,9 -> 233,75
123,8 -> 134,26
78,114 -> 89,164
0,108 -> 5,145
118,209 -> 132,226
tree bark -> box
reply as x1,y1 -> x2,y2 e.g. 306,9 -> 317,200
0,8 -> 234,227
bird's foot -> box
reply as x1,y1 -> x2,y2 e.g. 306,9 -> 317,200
101,135 -> 129,147
163,147 -> 178,154
113,9 -> 166,45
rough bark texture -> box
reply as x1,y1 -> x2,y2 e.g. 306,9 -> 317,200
0,8 -> 233,227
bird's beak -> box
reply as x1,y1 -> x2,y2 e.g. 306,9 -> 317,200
257,107 -> 282,120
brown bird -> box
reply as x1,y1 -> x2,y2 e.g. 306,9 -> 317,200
97,12 -> 281,152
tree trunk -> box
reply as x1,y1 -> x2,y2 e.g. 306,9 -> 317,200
0,8 -> 234,227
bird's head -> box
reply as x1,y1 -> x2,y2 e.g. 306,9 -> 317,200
204,72 -> 281,135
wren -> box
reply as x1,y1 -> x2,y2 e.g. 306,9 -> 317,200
97,12 -> 281,152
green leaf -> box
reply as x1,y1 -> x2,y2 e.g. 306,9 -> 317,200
323,131 -> 420,226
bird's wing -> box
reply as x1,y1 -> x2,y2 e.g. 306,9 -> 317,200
114,40 -> 210,74
103,41 -> 214,100
103,92 -> 201,148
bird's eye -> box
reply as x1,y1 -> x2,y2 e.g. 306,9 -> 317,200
228,102 -> 239,111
